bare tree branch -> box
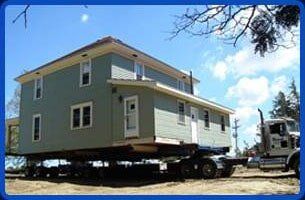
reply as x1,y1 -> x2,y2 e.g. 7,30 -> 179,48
12,5 -> 30,28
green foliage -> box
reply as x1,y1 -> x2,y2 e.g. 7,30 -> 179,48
269,78 -> 300,121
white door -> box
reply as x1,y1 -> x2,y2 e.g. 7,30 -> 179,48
124,96 -> 139,138
191,107 -> 198,143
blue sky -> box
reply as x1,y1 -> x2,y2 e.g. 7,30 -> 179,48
5,5 -> 300,153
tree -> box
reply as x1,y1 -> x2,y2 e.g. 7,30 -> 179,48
171,5 -> 299,56
269,91 -> 289,119
6,85 -> 21,119
287,78 -> 300,122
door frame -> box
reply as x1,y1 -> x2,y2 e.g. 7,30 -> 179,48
124,95 -> 139,138
190,106 -> 199,143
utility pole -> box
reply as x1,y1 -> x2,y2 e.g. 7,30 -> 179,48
232,118 -> 241,157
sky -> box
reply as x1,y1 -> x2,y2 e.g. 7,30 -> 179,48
5,5 -> 300,154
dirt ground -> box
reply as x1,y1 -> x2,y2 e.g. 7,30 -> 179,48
5,167 -> 299,195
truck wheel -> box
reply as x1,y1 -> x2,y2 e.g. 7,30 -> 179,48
24,166 -> 34,178
221,165 -> 235,178
200,160 -> 217,179
293,158 -> 300,179
35,166 -> 46,178
49,167 -> 59,178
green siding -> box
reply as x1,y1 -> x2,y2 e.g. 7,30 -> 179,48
19,54 -> 113,154
111,86 -> 154,141
154,92 -> 231,147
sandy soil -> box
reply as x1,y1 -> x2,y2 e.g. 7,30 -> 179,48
5,168 -> 299,195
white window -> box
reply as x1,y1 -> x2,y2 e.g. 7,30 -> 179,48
177,100 -> 186,124
220,115 -> 226,132
177,79 -> 185,91
203,110 -> 210,128
80,59 -> 91,87
134,62 -> 145,80
71,102 -> 93,130
32,114 -> 41,142
124,96 -> 139,138
34,77 -> 43,100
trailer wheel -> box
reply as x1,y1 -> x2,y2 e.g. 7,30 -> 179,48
180,162 -> 193,179
24,166 -> 34,178
35,166 -> 46,178
49,167 -> 59,178
221,165 -> 235,178
293,158 -> 300,179
200,159 -> 217,179
98,168 -> 105,179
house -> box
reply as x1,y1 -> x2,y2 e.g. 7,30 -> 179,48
14,36 -> 234,158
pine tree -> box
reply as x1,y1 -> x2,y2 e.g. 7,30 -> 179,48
269,91 -> 290,118
287,78 -> 300,122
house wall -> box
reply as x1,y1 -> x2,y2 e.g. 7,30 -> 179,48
153,92 -> 231,147
19,54 -> 113,154
111,85 -> 155,142
111,53 -> 191,93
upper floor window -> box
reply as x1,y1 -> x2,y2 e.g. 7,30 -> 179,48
134,62 -> 144,80
177,79 -> 185,91
32,114 -> 41,142
34,77 -> 43,100
71,102 -> 93,130
80,60 -> 91,87
220,115 -> 225,132
177,100 -> 186,124
204,110 -> 210,128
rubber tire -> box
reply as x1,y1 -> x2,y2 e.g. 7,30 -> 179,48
49,167 -> 59,178
24,166 -> 34,178
221,165 -> 235,178
294,158 -> 300,179
200,160 -> 217,179
98,168 -> 105,179
35,167 -> 47,178
180,162 -> 193,179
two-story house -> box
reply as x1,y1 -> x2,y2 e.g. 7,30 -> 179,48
14,36 -> 233,158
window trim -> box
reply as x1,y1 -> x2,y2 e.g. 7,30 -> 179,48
32,114 -> 41,142
220,115 -> 226,132
124,95 -> 139,138
70,101 -> 93,130
33,77 -> 43,100
79,59 -> 92,87
203,109 -> 210,129
177,79 -> 185,91
177,100 -> 186,125
134,62 -> 145,80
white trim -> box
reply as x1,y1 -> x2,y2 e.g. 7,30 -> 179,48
177,100 -> 186,125
79,59 -> 92,87
70,101 -> 93,130
177,79 -> 185,91
33,77 -> 43,100
32,114 -> 41,142
124,95 -> 139,138
134,62 -> 145,80
107,79 -> 234,114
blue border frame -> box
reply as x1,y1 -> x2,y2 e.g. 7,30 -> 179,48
0,0 -> 304,199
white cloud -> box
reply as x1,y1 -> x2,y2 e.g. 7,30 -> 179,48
212,61 -> 228,81
226,76 -> 270,106
210,45 -> 299,80
243,123 -> 259,137
81,14 -> 89,23
233,106 -> 257,122
270,75 -> 288,95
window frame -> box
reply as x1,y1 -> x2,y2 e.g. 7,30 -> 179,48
79,59 -> 92,87
203,109 -> 210,129
124,95 -> 139,138
134,62 -> 145,80
32,114 -> 41,142
70,101 -> 93,130
220,115 -> 226,132
177,100 -> 186,125
33,77 -> 43,100
177,79 -> 185,91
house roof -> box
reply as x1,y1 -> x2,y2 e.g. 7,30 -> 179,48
107,79 -> 234,114
16,36 -> 200,84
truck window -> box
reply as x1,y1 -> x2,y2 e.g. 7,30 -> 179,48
269,123 -> 286,135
